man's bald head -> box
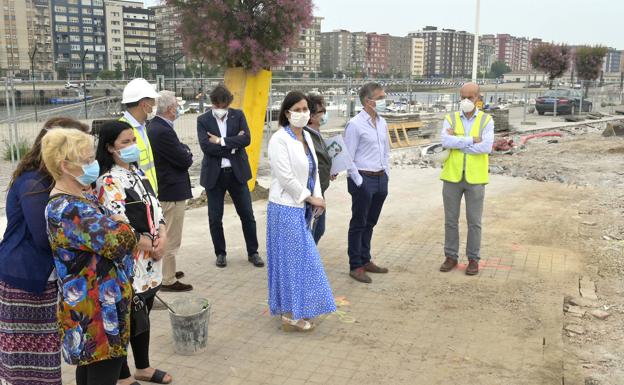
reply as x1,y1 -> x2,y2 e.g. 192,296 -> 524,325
460,82 -> 480,100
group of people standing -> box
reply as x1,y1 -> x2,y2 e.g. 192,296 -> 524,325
0,78 -> 493,384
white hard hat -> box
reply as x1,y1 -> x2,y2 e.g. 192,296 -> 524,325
121,78 -> 160,104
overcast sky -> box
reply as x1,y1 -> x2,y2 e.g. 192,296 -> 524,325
144,0 -> 622,49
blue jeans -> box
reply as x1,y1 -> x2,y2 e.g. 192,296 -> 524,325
347,173 -> 388,270
312,209 -> 326,244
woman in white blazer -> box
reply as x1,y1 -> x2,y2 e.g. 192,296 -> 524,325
266,91 -> 336,332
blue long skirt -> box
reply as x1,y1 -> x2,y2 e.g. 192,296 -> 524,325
266,202 -> 336,320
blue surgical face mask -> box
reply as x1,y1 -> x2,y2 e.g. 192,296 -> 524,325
320,112 -> 328,126
374,99 -> 387,113
117,144 -> 140,164
73,160 -> 100,186
175,108 -> 181,121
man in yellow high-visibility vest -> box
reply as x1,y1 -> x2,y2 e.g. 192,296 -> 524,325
119,78 -> 161,194
439,82 -> 494,276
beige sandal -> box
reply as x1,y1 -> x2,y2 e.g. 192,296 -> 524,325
281,316 -> 315,332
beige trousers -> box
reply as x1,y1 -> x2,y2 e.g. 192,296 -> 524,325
161,200 -> 187,285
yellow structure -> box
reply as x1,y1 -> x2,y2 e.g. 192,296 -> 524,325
224,67 -> 272,191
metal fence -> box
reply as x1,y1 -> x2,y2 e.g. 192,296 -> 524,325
2,76 -> 623,165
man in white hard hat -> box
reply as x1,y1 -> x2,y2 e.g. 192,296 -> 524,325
120,78 -> 161,193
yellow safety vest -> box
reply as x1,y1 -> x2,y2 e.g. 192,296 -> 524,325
119,116 -> 158,194
440,111 -> 491,184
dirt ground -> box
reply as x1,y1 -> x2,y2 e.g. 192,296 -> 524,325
488,131 -> 624,385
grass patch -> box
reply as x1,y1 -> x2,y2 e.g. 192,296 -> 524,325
3,138 -> 31,161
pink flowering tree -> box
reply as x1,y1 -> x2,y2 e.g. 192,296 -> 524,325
167,0 -> 314,71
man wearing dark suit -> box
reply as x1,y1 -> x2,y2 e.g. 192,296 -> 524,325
197,85 -> 263,268
147,90 -> 194,292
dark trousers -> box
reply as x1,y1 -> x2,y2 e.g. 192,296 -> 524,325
312,209 -> 326,244
207,168 -> 258,257
119,294 -> 154,380
347,173 -> 388,270
76,357 -> 124,385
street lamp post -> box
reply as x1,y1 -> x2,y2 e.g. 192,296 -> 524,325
29,46 -> 38,121
199,57 -> 205,112
135,48 -> 145,79
81,49 -> 89,120
471,0 -> 480,82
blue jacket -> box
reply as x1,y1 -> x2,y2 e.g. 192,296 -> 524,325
197,108 -> 252,190
147,116 -> 193,202
0,171 -> 54,293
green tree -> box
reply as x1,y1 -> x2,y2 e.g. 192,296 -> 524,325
574,45 -> 608,97
490,61 -> 512,78
530,43 -> 571,89
114,62 -> 122,79
57,66 -> 68,80
98,70 -> 117,80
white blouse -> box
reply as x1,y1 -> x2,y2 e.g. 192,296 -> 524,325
96,164 -> 165,293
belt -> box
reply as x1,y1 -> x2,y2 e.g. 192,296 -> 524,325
222,167 -> 233,172
359,170 -> 385,177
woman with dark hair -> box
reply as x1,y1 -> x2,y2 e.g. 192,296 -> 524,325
94,120 -> 172,385
0,117 -> 89,385
266,91 -> 336,332
304,93 -> 333,244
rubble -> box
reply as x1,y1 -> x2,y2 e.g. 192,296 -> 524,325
589,310 -> 610,320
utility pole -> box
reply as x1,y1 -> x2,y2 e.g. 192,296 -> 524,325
135,47 -> 145,78
29,46 -> 38,121
81,49 -> 89,120
471,0 -> 480,82
199,57 -> 205,112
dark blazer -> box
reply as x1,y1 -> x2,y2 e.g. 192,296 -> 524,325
197,108 -> 252,190
146,116 -> 193,202
304,127 -> 331,195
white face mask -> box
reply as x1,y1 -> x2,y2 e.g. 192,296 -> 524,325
288,110 -> 310,128
460,98 -> 475,114
213,108 -> 227,119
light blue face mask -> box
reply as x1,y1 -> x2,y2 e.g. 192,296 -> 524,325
175,108 -> 181,121
320,112 -> 328,126
74,160 -> 100,186
117,144 -> 140,164
374,99 -> 387,113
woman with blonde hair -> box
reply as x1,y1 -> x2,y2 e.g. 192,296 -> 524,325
0,118 -> 89,385
42,128 -> 141,385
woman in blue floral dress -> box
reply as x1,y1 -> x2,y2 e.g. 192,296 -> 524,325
267,91 -> 336,332
42,128 -> 147,385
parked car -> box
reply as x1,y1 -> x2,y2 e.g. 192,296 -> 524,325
535,89 -> 592,115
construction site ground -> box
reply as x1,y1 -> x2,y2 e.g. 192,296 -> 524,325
1,116 -> 623,385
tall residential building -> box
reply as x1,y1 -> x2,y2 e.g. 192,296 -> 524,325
274,16 -> 323,76
410,37 -> 425,78
482,33 -> 543,72
122,5 -> 156,73
0,0 -> 55,79
104,0 -> 133,71
603,48 -> 622,73
151,4 -> 187,74
320,29 -> 352,74
478,40 -> 496,74
351,32 -> 367,74
388,35 -> 411,78
409,26 -> 474,78
366,33 -> 389,76
51,0 -> 107,79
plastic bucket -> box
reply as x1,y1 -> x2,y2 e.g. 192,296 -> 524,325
167,297 -> 210,355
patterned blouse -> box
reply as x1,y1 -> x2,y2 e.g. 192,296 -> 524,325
96,165 -> 165,294
45,193 -> 136,366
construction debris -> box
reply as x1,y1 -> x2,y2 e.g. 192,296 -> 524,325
602,122 -> 624,137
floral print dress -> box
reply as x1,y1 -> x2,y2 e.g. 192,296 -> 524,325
96,165 -> 165,294
45,193 -> 136,366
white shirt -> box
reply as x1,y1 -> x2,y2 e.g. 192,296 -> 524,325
268,128 -> 322,208
212,110 -> 232,168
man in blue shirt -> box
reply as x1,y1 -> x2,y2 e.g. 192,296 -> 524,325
343,82 -> 390,283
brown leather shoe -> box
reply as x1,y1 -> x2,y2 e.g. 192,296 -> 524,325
439,257 -> 458,272
466,259 -> 479,276
349,267 -> 372,283
160,281 -> 194,292
364,262 -> 388,274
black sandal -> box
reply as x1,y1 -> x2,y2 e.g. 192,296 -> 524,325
135,369 -> 172,384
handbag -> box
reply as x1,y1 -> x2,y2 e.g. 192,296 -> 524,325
123,176 -> 155,234
130,291 -> 150,337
